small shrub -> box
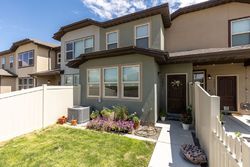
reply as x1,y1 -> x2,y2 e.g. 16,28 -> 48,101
181,105 -> 192,124
100,108 -> 114,120
90,110 -> 100,120
132,116 -> 140,129
113,105 -> 129,121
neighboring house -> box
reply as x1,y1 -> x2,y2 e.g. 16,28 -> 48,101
54,0 -> 250,123
0,39 -> 61,93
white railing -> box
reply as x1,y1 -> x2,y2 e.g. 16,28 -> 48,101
0,85 -> 81,142
193,82 -> 250,167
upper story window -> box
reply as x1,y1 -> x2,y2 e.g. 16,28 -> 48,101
84,37 -> 94,53
106,31 -> 118,50
1,57 -> 6,69
65,36 -> 94,61
18,50 -> 34,68
57,52 -> 61,65
9,55 -> 14,68
135,23 -> 149,48
231,18 -> 250,47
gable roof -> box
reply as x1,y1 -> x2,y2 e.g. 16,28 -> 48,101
67,46 -> 169,68
53,3 -> 171,41
0,39 -> 59,56
171,0 -> 250,20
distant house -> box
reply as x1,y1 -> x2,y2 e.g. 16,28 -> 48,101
0,39 -> 61,93
54,0 -> 250,122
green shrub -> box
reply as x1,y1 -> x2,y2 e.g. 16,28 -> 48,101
100,108 -> 114,120
90,110 -> 100,120
113,105 -> 129,121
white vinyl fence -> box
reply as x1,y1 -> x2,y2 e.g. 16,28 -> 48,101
193,82 -> 250,167
0,85 -> 81,142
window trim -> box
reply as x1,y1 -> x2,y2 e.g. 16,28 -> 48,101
57,52 -> 61,65
134,23 -> 150,48
102,66 -> 119,98
87,68 -> 101,98
106,30 -> 119,50
18,77 -> 34,90
18,50 -> 34,68
9,55 -> 14,68
1,56 -> 6,69
121,64 -> 141,100
229,16 -> 250,47
65,36 -> 95,62
193,70 -> 207,90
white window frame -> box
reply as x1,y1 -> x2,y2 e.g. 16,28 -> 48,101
106,30 -> 119,50
18,50 -> 34,68
103,66 -> 119,98
57,52 -> 61,65
1,56 -> 6,68
84,36 -> 94,53
18,77 -> 34,90
65,36 -> 95,61
121,64 -> 141,100
231,17 -> 250,47
87,68 -> 101,98
134,23 -> 150,48
9,55 -> 14,68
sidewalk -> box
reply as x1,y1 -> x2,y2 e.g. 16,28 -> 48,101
148,121 -> 199,167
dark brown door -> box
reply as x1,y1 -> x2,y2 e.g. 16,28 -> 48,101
167,75 -> 186,114
217,76 -> 237,111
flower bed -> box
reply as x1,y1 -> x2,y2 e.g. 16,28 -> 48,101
87,105 -> 140,134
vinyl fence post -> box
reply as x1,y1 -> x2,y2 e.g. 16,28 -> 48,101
42,84 -> 47,128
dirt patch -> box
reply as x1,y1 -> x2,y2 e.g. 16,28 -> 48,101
134,126 -> 161,140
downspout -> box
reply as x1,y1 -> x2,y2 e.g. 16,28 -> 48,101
48,48 -> 52,71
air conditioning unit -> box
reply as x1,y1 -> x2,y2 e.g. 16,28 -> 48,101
68,106 -> 90,124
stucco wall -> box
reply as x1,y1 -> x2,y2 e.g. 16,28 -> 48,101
194,63 -> 250,114
0,77 -> 16,93
36,75 -> 60,87
166,2 -> 250,52
79,54 -> 159,123
159,63 -> 193,112
60,25 -> 100,85
100,15 -> 164,51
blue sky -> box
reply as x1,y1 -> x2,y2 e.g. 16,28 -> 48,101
0,0 -> 207,51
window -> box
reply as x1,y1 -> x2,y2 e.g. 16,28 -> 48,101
231,18 -> 250,46
65,36 -> 94,61
106,31 -> 118,50
84,37 -> 94,53
1,57 -> 6,69
57,52 -> 61,65
18,77 -> 34,90
18,50 -> 34,67
193,71 -> 206,88
9,55 -> 14,68
64,74 -> 79,86
135,23 -> 149,48
122,65 -> 140,99
103,67 -> 118,97
87,69 -> 101,97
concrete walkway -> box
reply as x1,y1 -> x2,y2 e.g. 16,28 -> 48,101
148,121 -> 199,167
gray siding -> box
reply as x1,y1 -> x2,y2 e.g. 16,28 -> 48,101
79,54 -> 159,123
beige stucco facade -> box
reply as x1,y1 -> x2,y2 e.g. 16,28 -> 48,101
0,41 -> 59,93
194,63 -> 250,114
166,2 -> 250,52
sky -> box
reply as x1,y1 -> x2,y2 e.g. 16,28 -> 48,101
0,0 -> 208,51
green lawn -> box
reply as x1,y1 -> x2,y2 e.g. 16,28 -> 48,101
0,126 -> 155,167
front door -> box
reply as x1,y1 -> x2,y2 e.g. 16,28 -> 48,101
217,76 -> 237,111
167,74 -> 186,114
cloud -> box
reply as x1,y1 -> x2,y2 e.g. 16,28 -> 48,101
81,0 -> 209,20
72,10 -> 81,15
